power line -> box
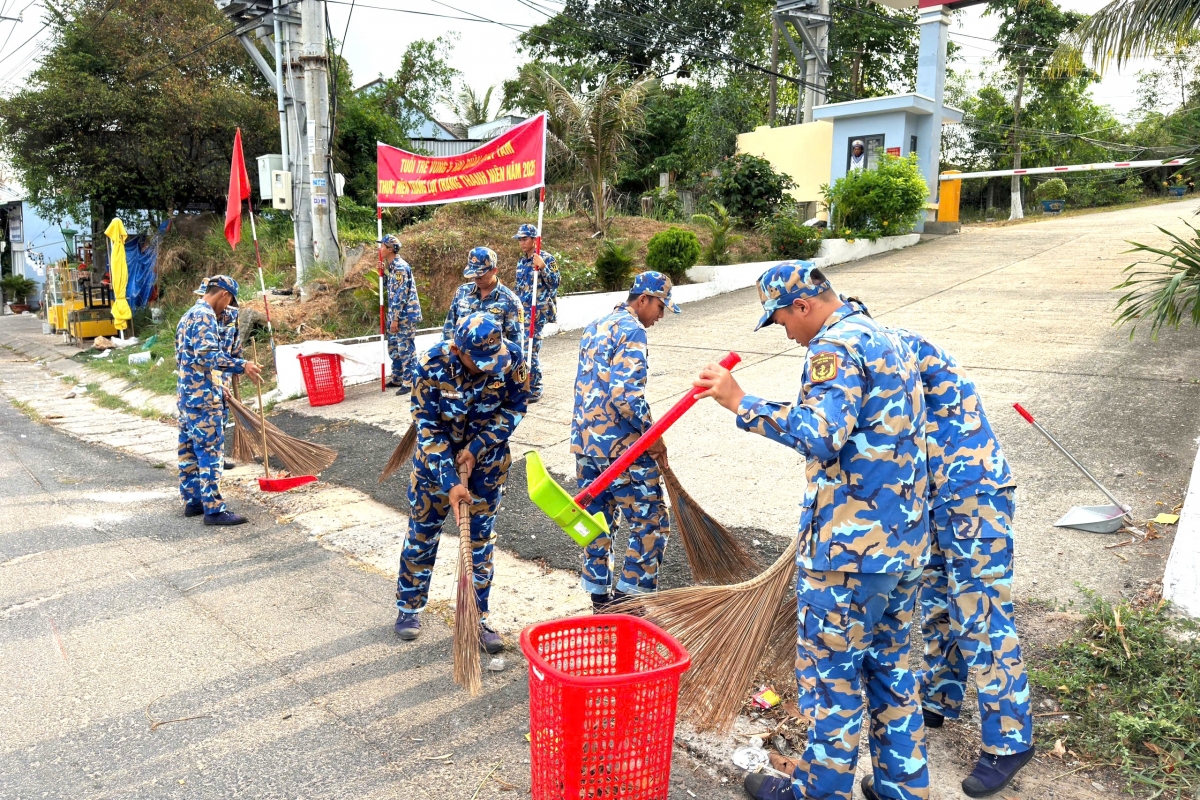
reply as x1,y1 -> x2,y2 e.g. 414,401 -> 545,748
322,0 -> 530,27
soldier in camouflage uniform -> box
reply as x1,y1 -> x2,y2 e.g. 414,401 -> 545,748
380,233 -> 423,395
442,247 -> 525,358
176,275 -> 261,526
890,326 -> 1034,798
394,312 -> 529,654
571,271 -> 678,611
513,223 -> 560,402
695,262 -> 930,800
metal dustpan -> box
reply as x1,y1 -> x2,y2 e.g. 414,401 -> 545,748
1014,403 -> 1132,534
1054,505 -> 1126,534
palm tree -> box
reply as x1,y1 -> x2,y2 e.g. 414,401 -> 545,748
1054,0 -> 1200,70
539,66 -> 657,234
691,201 -> 744,266
453,84 -> 495,127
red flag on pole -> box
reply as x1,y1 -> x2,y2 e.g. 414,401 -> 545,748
225,128 -> 253,250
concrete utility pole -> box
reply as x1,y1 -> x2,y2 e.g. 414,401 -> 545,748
299,0 -> 338,274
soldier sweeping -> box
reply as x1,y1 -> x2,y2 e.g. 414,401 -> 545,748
381,233 -> 422,395
442,247 -> 525,357
695,262 -> 931,800
513,223 -> 560,402
394,312 -> 528,655
893,324 -> 1034,798
176,275 -> 261,525
571,271 -> 677,612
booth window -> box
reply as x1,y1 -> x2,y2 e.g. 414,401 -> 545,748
848,134 -> 885,171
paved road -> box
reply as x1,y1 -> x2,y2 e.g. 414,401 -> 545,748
0,400 -> 738,799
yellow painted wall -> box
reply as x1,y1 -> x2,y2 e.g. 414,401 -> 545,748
736,121 -> 834,210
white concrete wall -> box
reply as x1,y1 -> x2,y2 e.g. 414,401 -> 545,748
1163,439 -> 1200,617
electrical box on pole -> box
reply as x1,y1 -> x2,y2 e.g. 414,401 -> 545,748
772,0 -> 831,124
271,171 -> 294,210
256,153 -> 283,201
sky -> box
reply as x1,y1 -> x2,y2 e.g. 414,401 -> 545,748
0,0 -> 1162,134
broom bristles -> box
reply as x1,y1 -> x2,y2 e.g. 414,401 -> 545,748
379,426 -> 417,483
229,378 -> 257,463
453,502 -> 482,695
226,395 -> 337,476
656,457 -> 759,584
620,538 -> 797,731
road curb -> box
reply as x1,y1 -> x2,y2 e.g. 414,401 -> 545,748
1163,437 -> 1200,617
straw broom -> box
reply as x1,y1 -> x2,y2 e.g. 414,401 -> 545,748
453,464 -> 482,695
226,394 -> 337,476
618,538 -> 797,731
653,454 -> 758,584
379,424 -> 416,483
229,376 -> 258,463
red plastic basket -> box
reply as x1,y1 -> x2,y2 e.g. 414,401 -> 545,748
520,615 -> 691,800
297,353 -> 344,407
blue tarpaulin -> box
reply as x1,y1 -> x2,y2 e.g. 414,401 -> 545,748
123,220 -> 167,309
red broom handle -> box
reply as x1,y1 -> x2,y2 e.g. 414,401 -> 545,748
527,186 -> 546,344
377,206 -> 386,392
575,351 -> 740,507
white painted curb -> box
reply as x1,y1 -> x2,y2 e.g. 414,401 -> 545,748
273,233 -> 922,398
1163,438 -> 1200,617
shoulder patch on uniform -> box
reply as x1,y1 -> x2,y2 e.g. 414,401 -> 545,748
810,351 -> 839,383
513,360 -> 529,385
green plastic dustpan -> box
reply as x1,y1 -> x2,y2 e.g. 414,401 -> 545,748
524,450 -> 609,547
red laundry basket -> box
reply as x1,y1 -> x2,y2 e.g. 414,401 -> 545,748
520,614 -> 691,800
297,353 -> 344,407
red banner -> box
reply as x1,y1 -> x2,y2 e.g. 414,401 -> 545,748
377,113 -> 546,206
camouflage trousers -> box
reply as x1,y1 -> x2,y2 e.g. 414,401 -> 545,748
920,490 -> 1033,755
388,322 -> 417,387
527,334 -> 544,399
396,451 -> 510,619
576,454 -> 669,596
791,567 -> 929,800
178,406 -> 226,515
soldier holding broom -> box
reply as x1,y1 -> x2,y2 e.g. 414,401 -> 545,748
695,262 -> 931,800
394,312 -> 528,654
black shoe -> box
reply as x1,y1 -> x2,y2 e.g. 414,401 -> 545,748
527,393 -> 541,404
394,385 -> 411,396
743,771 -> 793,799
591,593 -> 611,614
204,511 -> 248,526
395,612 -> 421,640
385,379 -> 404,388
923,708 -> 945,728
860,775 -> 884,800
480,622 -> 503,654
184,502 -> 204,518
962,747 -> 1036,798
223,459 -> 235,470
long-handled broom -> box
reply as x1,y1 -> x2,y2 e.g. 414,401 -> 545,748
453,464 -> 482,695
652,453 -> 758,584
226,395 -> 338,477
618,538 -> 797,731
379,424 -> 416,483
229,375 -> 258,463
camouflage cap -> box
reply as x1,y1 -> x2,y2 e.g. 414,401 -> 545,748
454,311 -> 511,375
754,260 -> 831,331
513,223 -> 539,239
203,274 -> 240,306
629,270 -> 681,314
464,246 -> 498,278
378,233 -> 401,250
193,278 -> 208,296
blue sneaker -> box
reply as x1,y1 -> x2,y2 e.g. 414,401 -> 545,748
203,511 -> 247,526
742,772 -> 792,799
184,502 -> 204,517
962,747 -> 1035,798
480,621 -> 503,654
395,612 -> 421,640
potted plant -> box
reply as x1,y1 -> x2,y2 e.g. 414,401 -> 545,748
0,273 -> 37,313
1034,178 -> 1068,214
1166,173 -> 1188,198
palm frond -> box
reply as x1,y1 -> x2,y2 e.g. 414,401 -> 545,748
1052,0 -> 1200,72
1113,219 -> 1200,339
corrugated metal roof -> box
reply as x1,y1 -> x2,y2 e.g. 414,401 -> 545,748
408,139 -> 485,157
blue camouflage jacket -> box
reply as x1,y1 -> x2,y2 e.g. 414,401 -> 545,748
736,303 -> 930,574
570,304 -> 653,460
218,307 -> 242,361
387,256 -> 423,327
410,340 -> 529,493
441,281 -> 525,354
514,250 -> 560,333
176,299 -> 246,410
893,328 -> 1014,508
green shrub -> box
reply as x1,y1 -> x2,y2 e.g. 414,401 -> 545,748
821,154 -> 928,239
710,153 -> 795,226
642,188 -> 683,222
691,201 -> 744,266
0,274 -> 37,303
759,211 -> 824,260
557,252 -> 599,294
645,227 -> 701,281
1067,175 -> 1143,208
1033,177 -> 1068,202
594,239 -> 638,291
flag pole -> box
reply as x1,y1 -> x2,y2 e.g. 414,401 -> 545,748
247,203 -> 276,352
377,205 -> 386,393
526,185 -> 545,370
